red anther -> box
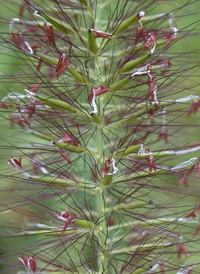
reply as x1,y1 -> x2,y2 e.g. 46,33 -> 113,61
187,141 -> 200,148
18,255 -> 37,273
30,80 -> 41,93
31,45 -> 42,51
16,102 -> 31,126
148,80 -> 156,99
44,23 -> 56,47
145,147 -> 150,154
135,26 -> 144,44
9,114 -> 14,127
58,132 -> 80,146
56,55 -> 70,78
196,159 -> 200,178
158,128 -> 168,144
101,157 -> 113,178
187,99 -> 200,116
43,22 -> 48,43
9,156 -> 22,168
154,59 -> 172,70
37,58 -> 42,71
56,55 -> 63,73
159,262 -> 166,274
147,155 -> 156,173
91,29 -> 111,40
48,25 -> 55,47
143,33 -> 157,52
147,62 -> 152,72
149,102 -> 160,116
187,163 -> 196,176
187,268 -> 194,274
10,113 -> 25,128
145,147 -> 156,173
0,101 -> 8,109
194,223 -> 200,237
178,163 -> 196,187
146,63 -> 157,100
19,0 -> 30,18
164,26 -> 177,48
108,215 -> 115,226
177,243 -> 191,259
26,101 -> 44,120
59,151 -> 72,165
25,26 -> 38,33
54,207 -> 73,233
16,102 -> 21,113
185,202 -> 200,218
151,33 -> 156,45
19,3 -> 24,19
9,30 -> 31,53
87,85 -> 110,102
7,97 -> 13,108
19,116 -> 30,127
178,173 -> 188,187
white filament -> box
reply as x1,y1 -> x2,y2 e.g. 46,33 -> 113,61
107,158 -> 118,175
169,12 -> 174,27
31,159 -> 49,174
147,69 -> 158,105
34,10 -> 48,24
131,64 -> 158,104
174,146 -> 200,155
56,212 -> 68,223
9,18 -> 21,32
159,217 -> 199,224
150,43 -> 156,55
138,144 -> 145,155
172,26 -> 178,36
24,89 -> 36,97
138,11 -> 145,28
148,263 -> 159,273
91,87 -> 97,114
130,64 -> 150,77
175,95 -> 199,103
1,92 -> 30,102
23,41 -> 33,55
171,157 -> 197,170
176,264 -> 196,274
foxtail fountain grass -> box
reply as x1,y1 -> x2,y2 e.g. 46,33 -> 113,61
0,0 -> 200,273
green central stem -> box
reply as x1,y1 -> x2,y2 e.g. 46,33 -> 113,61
94,2 -> 109,273
97,93 -> 108,274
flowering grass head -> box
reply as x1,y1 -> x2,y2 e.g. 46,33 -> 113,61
0,0 -> 200,273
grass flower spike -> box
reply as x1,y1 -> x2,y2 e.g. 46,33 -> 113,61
0,0 -> 200,273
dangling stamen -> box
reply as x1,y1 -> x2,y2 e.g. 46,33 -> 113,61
107,158 -> 118,175
136,11 -> 145,28
91,86 -> 97,114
